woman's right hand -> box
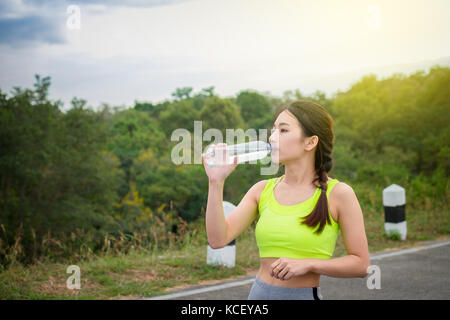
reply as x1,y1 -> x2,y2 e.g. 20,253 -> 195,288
201,143 -> 239,183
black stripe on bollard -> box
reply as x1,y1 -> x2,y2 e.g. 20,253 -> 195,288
313,287 -> 320,300
384,204 -> 406,223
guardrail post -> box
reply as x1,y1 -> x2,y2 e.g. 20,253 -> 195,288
206,201 -> 236,267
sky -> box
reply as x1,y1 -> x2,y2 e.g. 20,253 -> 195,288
0,0 -> 449,110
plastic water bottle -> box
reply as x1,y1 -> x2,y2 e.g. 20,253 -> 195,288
204,141 -> 272,166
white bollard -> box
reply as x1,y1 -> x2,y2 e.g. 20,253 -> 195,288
207,201 -> 236,268
382,184 -> 407,240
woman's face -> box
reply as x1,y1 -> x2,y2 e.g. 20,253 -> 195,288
269,110 -> 316,164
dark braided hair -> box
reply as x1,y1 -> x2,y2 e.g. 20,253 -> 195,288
271,100 -> 335,234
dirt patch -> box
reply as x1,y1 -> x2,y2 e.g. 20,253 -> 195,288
33,274 -> 102,297
109,268 -> 158,283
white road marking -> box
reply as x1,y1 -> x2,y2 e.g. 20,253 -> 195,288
370,239 -> 450,260
146,278 -> 255,300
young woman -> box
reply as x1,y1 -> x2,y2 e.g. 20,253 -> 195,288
201,100 -> 370,300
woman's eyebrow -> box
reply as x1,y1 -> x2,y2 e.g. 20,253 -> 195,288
272,122 -> 290,127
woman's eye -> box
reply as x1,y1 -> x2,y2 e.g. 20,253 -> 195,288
270,128 -> 287,133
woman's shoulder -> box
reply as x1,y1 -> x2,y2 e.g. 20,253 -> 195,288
253,175 -> 280,190
253,178 -> 270,192
327,176 -> 347,188
328,180 -> 355,203
252,178 -> 275,204
327,179 -> 354,223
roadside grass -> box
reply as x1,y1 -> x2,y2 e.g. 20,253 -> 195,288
0,218 -> 261,300
1,192 -> 448,299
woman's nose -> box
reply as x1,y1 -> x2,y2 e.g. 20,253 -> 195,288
269,131 -> 276,143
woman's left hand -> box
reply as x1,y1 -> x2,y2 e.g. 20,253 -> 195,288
270,257 -> 314,281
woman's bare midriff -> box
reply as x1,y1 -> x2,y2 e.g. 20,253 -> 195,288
257,258 -> 320,288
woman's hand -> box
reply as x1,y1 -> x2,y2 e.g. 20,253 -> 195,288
201,143 -> 239,183
270,257 -> 315,281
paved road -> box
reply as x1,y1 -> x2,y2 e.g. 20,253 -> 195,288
147,238 -> 450,300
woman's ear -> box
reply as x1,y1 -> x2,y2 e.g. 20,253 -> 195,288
305,135 -> 319,151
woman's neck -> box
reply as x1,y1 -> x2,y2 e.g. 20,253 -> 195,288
282,160 -> 318,188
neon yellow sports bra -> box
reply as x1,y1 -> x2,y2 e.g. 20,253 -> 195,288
255,175 -> 340,260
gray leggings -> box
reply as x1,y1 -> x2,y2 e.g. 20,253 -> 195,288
248,276 -> 323,300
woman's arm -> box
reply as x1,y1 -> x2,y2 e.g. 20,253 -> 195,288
202,145 -> 267,249
207,179 -> 267,249
310,182 -> 370,277
309,255 -> 368,278
205,180 -> 228,249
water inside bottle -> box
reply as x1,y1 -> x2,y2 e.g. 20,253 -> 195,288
205,141 -> 271,166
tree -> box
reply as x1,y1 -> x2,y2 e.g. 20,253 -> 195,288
171,87 -> 193,100
134,100 -> 155,113
199,96 -> 245,137
106,108 -> 166,196
331,66 -> 450,183
235,90 -> 272,128
0,76 -> 123,265
159,99 -> 200,136
201,86 -> 215,97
